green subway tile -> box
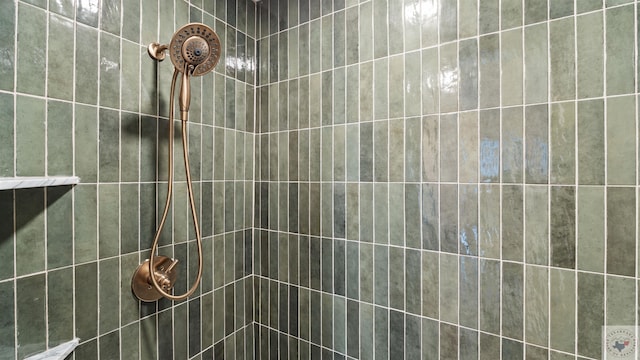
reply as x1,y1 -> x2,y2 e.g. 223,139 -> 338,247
502,262 -> 523,340
440,0 -> 458,42
346,65 -> 359,124
374,184 -> 388,244
121,323 -> 139,359
479,185 -> 500,259
421,0 -> 438,47
333,12 -> 346,68
550,102 -> 575,184
47,268 -> 73,344
524,24 -> 548,104
440,253 -> 458,324
389,119 -> 404,182
16,96 -> 45,177
501,29 -> 523,106
524,0 -> 547,24
525,266 -> 548,347
309,20 -> 321,74
577,12 -> 604,98
15,189 -> 45,276
0,0 -> 15,91
479,35 -> 500,108
389,184 -> 404,246
98,184 -> 119,259
577,0 -> 602,13
0,93 -> 14,177
17,4 -> 46,96
16,274 -> 46,359
422,48 -> 439,114
459,39 -> 479,111
422,251 -> 439,318
76,25 -> 99,105
502,185 -> 523,262
373,0 -> 388,58
374,58 -> 389,120
404,0 -> 420,51
502,107 -> 523,183
501,0 -> 522,29
480,109 -> 500,183
389,247 -> 404,309
47,100 -> 73,176
373,120 -> 388,181
459,257 -> 478,328
405,117 -> 421,182
550,186 -> 576,269
99,32 -> 120,109
77,0 -> 99,27
359,1 -> 373,62
0,281 -> 14,358
606,187 -> 636,277
607,96 -> 636,185
551,0 -> 574,18
479,0 -> 499,34
525,186 -> 548,265
460,329 -> 478,359
388,0 -> 403,55
577,187 -> 605,272
550,18 -> 576,101
525,105 -> 549,184
577,273 -> 604,358
460,185 -> 478,256
101,0 -> 121,35
46,186 -> 73,269
74,185 -> 97,263
122,0 -> 141,42
99,329 -> 120,359
405,52 -> 422,117
480,259 -> 500,334
334,68 -> 346,125
48,14 -> 74,100
346,125 -> 360,182
440,184 -> 458,253
75,104 -> 98,182
577,100 -> 604,184
422,184 -> 439,251
374,246 -> 388,306
360,243 -> 374,302
439,43 -> 458,112
606,6 -> 635,95
440,114 -> 458,182
360,62 -> 374,122
459,0 -> 478,38
120,184 -> 139,254
121,42 -> 140,112
606,276 -> 635,325
389,55 -> 404,118
98,108 -> 120,182
480,333 -> 500,360
440,323 -> 458,360
422,115 -> 439,181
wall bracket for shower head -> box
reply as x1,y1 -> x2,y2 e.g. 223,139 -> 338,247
148,42 -> 169,61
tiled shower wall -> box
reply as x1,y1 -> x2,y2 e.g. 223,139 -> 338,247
0,1 -> 256,359
254,0 -> 639,359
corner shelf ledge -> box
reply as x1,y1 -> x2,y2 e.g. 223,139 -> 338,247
0,176 -> 80,190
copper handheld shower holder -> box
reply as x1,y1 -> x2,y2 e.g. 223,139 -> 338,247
148,42 -> 168,61
131,256 -> 179,302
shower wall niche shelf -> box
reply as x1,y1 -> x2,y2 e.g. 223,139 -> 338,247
0,176 -> 80,190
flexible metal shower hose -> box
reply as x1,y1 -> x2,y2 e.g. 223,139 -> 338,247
147,68 -> 203,301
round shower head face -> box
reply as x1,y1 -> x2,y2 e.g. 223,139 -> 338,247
169,23 -> 221,76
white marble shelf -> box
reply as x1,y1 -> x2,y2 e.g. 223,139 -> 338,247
0,176 -> 80,190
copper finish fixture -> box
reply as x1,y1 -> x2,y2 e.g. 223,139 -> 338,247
132,23 -> 221,302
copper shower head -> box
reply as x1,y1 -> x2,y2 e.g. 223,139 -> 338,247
169,23 -> 221,76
